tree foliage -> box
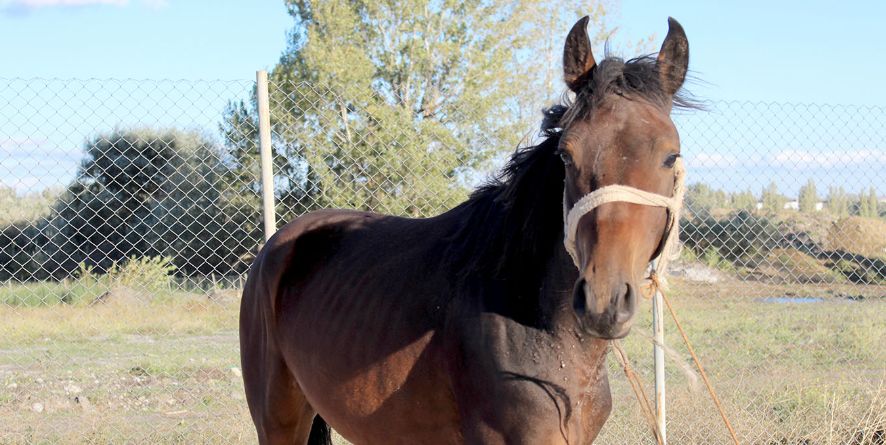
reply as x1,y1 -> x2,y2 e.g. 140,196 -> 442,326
857,186 -> 880,218
223,0 -> 622,217
798,179 -> 818,213
761,182 -> 787,214
685,183 -> 728,219
827,186 -> 849,217
730,189 -> 757,212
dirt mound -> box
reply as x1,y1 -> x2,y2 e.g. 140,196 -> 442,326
827,216 -> 886,259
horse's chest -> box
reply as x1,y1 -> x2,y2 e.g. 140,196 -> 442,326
449,314 -> 612,443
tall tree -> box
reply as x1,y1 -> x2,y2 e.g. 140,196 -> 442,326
730,189 -> 756,212
798,179 -> 818,213
858,186 -> 879,218
761,181 -> 786,214
685,183 -> 727,219
827,186 -> 848,217
223,0 -> 624,217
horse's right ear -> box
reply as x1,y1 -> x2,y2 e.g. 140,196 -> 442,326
563,16 -> 596,92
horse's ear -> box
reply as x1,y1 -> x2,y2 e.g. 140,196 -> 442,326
657,17 -> 689,96
563,16 -> 596,92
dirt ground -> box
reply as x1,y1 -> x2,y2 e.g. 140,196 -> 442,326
1,280 -> 884,444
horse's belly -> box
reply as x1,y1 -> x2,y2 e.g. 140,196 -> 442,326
282,303 -> 460,444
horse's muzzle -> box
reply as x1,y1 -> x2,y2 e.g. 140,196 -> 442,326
572,277 -> 637,339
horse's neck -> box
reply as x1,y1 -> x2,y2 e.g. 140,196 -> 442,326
536,242 -> 582,329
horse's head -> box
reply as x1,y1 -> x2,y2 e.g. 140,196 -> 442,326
558,17 -> 689,339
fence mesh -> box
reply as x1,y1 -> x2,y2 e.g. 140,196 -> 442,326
1,78 -> 884,444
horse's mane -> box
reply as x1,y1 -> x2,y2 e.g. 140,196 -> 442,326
444,53 -> 698,299
443,133 -> 565,295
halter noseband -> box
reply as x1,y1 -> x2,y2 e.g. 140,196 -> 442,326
562,158 -> 686,289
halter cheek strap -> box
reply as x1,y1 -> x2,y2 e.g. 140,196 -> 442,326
562,158 -> 686,290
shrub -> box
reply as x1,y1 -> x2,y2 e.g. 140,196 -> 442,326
832,259 -> 886,285
109,256 -> 177,291
77,256 -> 177,292
681,210 -> 781,270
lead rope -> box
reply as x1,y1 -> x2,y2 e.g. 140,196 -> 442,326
611,340 -> 664,445
563,158 -> 740,444
651,272 -> 741,445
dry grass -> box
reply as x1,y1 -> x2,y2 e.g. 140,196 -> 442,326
0,279 -> 884,444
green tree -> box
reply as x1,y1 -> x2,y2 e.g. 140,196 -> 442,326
827,186 -> 848,217
683,183 -> 728,219
730,189 -> 757,212
858,186 -> 879,218
798,179 -> 818,213
761,182 -> 787,214
37,129 -> 259,278
223,0 -> 622,217
868,187 -> 880,218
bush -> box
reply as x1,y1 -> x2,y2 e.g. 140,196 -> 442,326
104,256 -> 177,291
832,258 -> 886,285
681,210 -> 781,270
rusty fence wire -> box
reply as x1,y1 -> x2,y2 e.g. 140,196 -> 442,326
1,77 -> 884,444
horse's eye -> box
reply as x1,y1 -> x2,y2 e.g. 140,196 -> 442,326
663,153 -> 681,168
558,150 -> 574,166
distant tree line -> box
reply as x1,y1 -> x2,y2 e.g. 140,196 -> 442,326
685,180 -> 882,219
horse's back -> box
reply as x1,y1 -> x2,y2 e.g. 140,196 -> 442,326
242,209 -> 381,318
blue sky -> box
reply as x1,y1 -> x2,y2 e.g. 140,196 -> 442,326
619,0 -> 886,105
0,0 -> 884,196
3,0 -> 884,104
0,0 -> 290,79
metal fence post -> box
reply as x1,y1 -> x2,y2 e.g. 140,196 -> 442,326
256,70 -> 277,242
652,261 -> 667,443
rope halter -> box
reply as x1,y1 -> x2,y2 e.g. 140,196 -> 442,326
563,157 -> 686,293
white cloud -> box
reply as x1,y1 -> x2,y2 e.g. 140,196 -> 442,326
2,0 -> 128,9
0,137 -> 81,160
688,153 -> 739,168
770,149 -> 886,167
0,0 -> 171,15
140,0 -> 167,8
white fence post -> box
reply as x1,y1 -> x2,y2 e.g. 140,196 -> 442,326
256,70 -> 277,242
652,261 -> 667,443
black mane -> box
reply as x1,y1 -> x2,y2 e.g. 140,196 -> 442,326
443,134 -> 566,301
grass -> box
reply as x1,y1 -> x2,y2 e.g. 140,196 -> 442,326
0,279 -> 884,444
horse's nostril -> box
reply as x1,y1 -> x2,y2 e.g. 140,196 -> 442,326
615,283 -> 636,324
572,278 -> 587,316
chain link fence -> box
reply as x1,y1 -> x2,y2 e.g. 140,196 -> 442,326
1,77 -> 883,444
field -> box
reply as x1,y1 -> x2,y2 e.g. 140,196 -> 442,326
1,279 -> 884,444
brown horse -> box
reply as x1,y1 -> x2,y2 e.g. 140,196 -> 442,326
240,16 -> 693,445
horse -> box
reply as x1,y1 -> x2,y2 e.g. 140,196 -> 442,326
240,15 -> 694,445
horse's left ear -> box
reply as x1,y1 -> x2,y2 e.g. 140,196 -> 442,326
657,17 -> 689,96
563,16 -> 596,92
